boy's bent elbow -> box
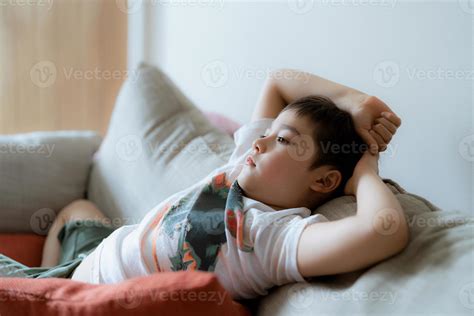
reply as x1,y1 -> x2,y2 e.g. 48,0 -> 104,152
368,213 -> 410,258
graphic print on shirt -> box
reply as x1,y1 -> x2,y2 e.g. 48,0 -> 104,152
157,172 -> 254,273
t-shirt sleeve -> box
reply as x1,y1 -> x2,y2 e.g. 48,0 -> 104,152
227,118 -> 274,167
251,212 -> 329,285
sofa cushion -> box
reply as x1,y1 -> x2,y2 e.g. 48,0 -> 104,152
0,271 -> 250,316
257,178 -> 474,315
0,131 -> 101,233
87,62 -> 236,226
0,234 -> 46,267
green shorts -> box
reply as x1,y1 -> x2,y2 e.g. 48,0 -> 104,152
0,220 -> 115,279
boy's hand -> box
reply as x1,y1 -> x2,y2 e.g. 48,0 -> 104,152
349,95 -> 402,155
344,150 -> 379,196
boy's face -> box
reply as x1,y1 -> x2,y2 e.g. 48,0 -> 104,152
237,109 -> 341,210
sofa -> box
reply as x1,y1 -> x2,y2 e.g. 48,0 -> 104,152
0,62 -> 472,315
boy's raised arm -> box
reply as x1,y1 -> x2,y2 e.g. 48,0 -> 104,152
266,68 -> 366,115
251,68 -> 402,155
250,68 -> 358,122
297,151 -> 409,278
250,76 -> 287,121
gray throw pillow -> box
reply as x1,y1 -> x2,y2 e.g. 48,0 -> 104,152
0,131 -> 101,233
87,62 -> 235,226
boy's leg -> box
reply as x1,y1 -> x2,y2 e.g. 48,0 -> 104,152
40,199 -> 109,267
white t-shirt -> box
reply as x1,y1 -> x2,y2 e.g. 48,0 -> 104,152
86,118 -> 329,299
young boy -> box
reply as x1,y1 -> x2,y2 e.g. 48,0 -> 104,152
0,69 -> 408,300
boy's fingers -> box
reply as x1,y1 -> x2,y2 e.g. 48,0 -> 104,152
375,117 -> 397,134
359,129 -> 379,155
382,112 -> 402,127
369,130 -> 387,151
372,123 -> 392,143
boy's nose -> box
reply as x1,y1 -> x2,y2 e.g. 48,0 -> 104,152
252,138 -> 266,153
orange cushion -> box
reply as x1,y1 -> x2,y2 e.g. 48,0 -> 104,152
0,271 -> 250,316
0,233 -> 46,266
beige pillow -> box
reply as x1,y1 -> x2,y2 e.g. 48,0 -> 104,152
0,131 -> 101,233
87,62 -> 235,226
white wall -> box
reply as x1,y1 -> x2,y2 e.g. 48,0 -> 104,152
129,0 -> 473,215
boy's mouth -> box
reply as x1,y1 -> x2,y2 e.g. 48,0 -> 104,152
246,155 -> 256,167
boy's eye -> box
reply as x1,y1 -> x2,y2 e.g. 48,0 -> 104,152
258,134 -> 289,144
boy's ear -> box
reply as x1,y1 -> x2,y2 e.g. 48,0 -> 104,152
309,169 -> 342,193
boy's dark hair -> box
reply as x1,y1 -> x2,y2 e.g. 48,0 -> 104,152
282,95 -> 366,203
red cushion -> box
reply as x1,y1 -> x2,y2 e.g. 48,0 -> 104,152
0,234 -> 251,315
0,271 -> 250,316
0,234 -> 46,266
